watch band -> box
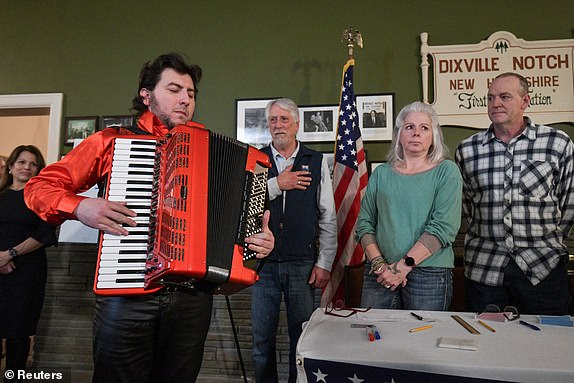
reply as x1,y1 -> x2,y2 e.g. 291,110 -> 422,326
403,255 -> 415,267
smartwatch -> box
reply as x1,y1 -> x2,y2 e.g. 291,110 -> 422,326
403,256 -> 416,268
8,248 -> 18,258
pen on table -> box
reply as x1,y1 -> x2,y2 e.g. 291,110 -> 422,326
409,324 -> 433,333
519,320 -> 541,331
477,320 -> 496,333
372,325 -> 381,340
366,326 -> 375,341
410,312 -> 424,321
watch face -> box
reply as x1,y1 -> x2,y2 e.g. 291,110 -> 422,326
404,256 -> 415,267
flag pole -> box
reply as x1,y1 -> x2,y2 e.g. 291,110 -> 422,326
321,27 -> 367,307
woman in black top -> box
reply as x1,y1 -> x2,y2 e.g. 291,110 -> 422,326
0,145 -> 57,378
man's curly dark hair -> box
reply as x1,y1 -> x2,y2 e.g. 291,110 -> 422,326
131,53 -> 202,117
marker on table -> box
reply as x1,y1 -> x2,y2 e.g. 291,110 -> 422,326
409,324 -> 433,333
410,312 -> 424,321
372,325 -> 381,340
366,326 -> 375,341
519,320 -> 541,331
477,320 -> 496,333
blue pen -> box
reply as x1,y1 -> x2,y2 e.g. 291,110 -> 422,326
519,320 -> 541,331
372,325 -> 381,340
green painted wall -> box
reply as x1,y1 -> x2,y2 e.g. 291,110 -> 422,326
1,0 -> 573,161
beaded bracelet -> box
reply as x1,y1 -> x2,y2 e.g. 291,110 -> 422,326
369,255 -> 387,274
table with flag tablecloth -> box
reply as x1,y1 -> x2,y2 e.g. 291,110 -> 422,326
296,308 -> 574,383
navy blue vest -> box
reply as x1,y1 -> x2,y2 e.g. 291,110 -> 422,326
261,145 -> 324,261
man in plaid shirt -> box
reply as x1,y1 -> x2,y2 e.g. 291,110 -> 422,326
455,72 -> 574,315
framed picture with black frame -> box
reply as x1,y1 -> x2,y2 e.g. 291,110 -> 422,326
100,115 -> 134,131
297,105 -> 338,143
236,98 -> 276,148
64,116 -> 98,145
356,93 -> 394,141
369,161 -> 385,175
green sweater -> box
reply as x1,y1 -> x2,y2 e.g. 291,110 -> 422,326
356,160 -> 462,267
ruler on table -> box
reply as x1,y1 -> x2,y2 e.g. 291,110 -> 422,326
451,315 -> 481,335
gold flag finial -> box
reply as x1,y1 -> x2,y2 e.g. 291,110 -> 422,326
341,27 -> 363,59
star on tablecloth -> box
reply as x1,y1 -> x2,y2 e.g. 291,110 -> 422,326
347,373 -> 364,383
313,368 -> 328,382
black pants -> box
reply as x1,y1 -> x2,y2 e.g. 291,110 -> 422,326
465,256 -> 570,315
3,337 -> 30,383
92,290 -> 213,383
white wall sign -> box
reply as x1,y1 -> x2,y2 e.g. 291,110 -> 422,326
420,31 -> 574,128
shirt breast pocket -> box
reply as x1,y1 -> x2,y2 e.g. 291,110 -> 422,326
519,160 -> 555,199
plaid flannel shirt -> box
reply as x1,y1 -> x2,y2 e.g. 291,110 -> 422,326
455,118 -> 574,286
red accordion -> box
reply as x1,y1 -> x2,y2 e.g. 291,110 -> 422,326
94,124 -> 270,296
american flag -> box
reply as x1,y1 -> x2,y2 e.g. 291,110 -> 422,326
321,59 -> 368,306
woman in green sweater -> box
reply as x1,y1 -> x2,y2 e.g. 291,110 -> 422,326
356,101 -> 462,310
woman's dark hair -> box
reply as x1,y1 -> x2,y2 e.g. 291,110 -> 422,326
131,53 -> 202,116
0,145 -> 46,192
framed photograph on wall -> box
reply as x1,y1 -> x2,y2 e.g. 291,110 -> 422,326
64,116 -> 98,145
236,98 -> 276,148
297,105 -> 338,143
356,93 -> 394,141
100,115 -> 133,131
369,161 -> 385,175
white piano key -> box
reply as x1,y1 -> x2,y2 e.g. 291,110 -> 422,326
110,168 -> 154,176
114,140 -> 157,149
113,152 -> 156,159
98,262 -> 146,271
108,180 -> 154,188
109,189 -> 152,197
110,183 -> 154,189
108,187 -> 152,196
98,273 -> 145,282
111,165 -> 155,172
112,148 -> 155,156
102,238 -> 149,246
98,263 -> 147,270
99,247 -> 149,254
97,281 -> 146,289
100,253 -> 147,261
103,234 -> 149,241
110,173 -> 154,181
121,225 -> 150,231
129,208 -> 152,213
100,248 -> 147,255
104,208 -> 152,218
110,178 -> 153,184
115,140 -> 156,146
107,196 -> 151,205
